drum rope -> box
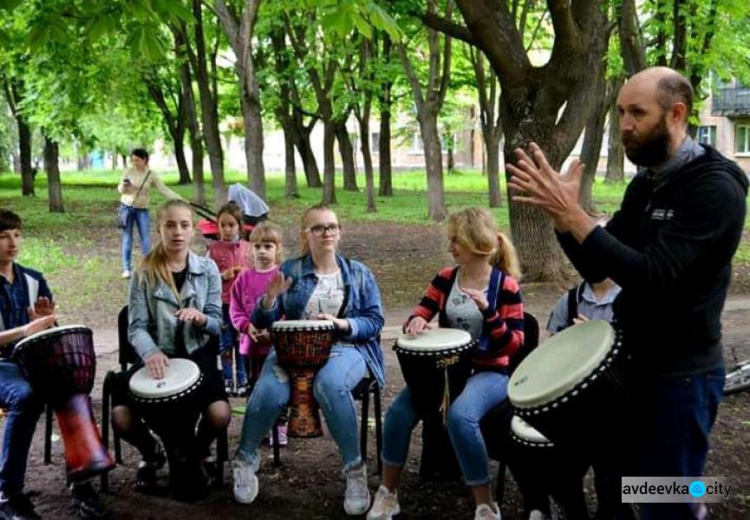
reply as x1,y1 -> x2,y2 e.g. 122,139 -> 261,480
439,367 -> 449,424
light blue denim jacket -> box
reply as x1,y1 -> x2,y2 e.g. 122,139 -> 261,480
128,252 -> 222,361
253,254 -> 386,387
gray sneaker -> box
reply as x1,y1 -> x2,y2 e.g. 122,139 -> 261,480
233,457 -> 260,504
343,464 -> 371,516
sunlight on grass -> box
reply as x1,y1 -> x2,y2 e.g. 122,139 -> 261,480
17,237 -> 81,274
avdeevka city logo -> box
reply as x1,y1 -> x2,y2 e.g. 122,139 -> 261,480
689,481 -> 707,498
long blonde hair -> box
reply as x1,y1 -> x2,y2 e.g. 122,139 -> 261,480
299,203 -> 338,256
249,221 -> 284,264
139,199 -> 194,296
447,207 -> 522,279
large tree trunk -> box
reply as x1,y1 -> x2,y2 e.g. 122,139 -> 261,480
322,121 -> 337,204
335,121 -> 358,192
420,113 -> 447,221
579,72 -> 610,213
192,0 -> 225,207
173,129 -> 191,185
43,135 -> 64,213
294,123 -> 322,188
18,117 -> 34,196
240,90 -> 266,197
179,54 -> 205,205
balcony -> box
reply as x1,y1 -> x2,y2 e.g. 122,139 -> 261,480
712,87 -> 750,117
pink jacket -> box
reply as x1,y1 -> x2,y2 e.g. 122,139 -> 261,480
229,266 -> 279,356
207,239 -> 252,304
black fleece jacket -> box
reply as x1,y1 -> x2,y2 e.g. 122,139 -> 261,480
558,146 -> 748,376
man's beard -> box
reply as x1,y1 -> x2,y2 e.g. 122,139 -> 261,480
622,116 -> 672,168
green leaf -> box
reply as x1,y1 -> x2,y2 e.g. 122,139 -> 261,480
322,10 -> 354,38
0,0 -> 23,11
86,15 -> 116,42
25,23 -> 48,51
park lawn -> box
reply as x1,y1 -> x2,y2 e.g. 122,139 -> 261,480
0,168 -> 748,323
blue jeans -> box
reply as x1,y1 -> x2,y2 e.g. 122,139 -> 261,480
236,345 -> 366,470
0,361 -> 44,494
382,371 -> 508,486
121,205 -> 151,271
220,304 -> 246,386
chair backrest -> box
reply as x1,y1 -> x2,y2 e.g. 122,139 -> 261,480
509,311 -> 540,374
117,305 -> 140,370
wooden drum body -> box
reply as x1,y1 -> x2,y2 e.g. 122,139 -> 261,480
270,320 -> 336,438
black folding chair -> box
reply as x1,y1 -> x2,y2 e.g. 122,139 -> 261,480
100,306 -> 229,491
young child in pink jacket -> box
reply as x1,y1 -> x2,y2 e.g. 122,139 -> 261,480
229,221 -> 288,444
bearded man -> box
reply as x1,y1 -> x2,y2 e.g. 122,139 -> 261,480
507,67 -> 748,519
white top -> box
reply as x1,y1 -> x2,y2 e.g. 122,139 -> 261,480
129,358 -> 201,399
270,320 -> 335,331
228,183 -> 269,217
510,415 -> 552,444
508,320 -> 615,408
445,277 -> 486,341
396,328 -> 472,352
304,271 -> 345,319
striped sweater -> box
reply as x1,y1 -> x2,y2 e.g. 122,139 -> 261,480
405,266 -> 524,370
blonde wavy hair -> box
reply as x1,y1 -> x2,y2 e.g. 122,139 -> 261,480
447,207 -> 521,279
139,199 -> 194,296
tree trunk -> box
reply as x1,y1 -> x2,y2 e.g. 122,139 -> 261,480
294,125 -> 322,188
579,73 -> 610,213
18,118 -> 34,196
358,111 -> 376,212
283,124 -> 298,198
173,130 -> 191,185
335,122 -> 358,192
606,102 -> 625,184
43,135 -> 64,213
322,121 -> 337,204
183,69 -> 205,205
192,0 -> 225,207
378,102 -> 393,196
486,129 -> 502,207
240,89 -> 266,198
420,113 -> 447,221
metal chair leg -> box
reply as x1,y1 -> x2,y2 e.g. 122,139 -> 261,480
44,404 -> 53,464
373,384 -> 383,476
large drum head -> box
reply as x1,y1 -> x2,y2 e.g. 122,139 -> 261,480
270,320 -> 335,332
395,328 -> 473,355
129,358 -> 201,400
509,320 -> 615,408
14,325 -> 92,352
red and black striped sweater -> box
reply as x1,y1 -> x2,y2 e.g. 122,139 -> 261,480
405,266 -> 524,371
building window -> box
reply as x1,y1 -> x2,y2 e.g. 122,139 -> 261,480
735,124 -> 750,155
411,134 -> 424,152
697,125 -> 716,147
371,132 -> 380,154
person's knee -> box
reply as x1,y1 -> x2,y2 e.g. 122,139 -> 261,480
313,373 -> 351,403
446,402 -> 474,433
205,402 -> 231,429
111,406 -> 133,433
7,380 -> 40,411
247,369 -> 289,414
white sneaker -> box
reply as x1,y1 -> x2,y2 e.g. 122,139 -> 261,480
528,510 -> 549,520
367,485 -> 400,520
475,502 -> 501,520
121,270 -> 131,279
233,457 -> 260,504
343,464 -> 371,516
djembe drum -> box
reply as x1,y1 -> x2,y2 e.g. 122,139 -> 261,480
394,328 -> 474,481
270,320 -> 336,438
12,325 -> 115,481
508,320 -> 629,449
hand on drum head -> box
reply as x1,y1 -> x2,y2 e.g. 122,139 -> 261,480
22,314 -> 57,338
175,308 -> 207,327
30,297 -> 55,319
145,352 -> 170,380
405,316 -> 433,336
247,325 -> 271,344
315,313 -> 350,333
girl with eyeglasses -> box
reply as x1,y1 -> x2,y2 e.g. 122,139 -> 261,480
232,204 -> 385,516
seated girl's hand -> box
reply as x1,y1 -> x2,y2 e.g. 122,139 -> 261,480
572,314 -> 590,325
175,308 -> 207,327
316,313 -> 350,333
145,352 -> 169,380
221,268 -> 236,280
462,288 -> 489,311
405,317 -> 432,336
262,272 -> 293,308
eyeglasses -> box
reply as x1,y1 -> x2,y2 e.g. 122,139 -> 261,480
307,224 -> 341,237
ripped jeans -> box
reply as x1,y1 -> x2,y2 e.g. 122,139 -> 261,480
235,345 -> 366,471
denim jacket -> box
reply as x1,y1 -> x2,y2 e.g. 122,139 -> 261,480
253,254 -> 386,387
128,252 -> 222,361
